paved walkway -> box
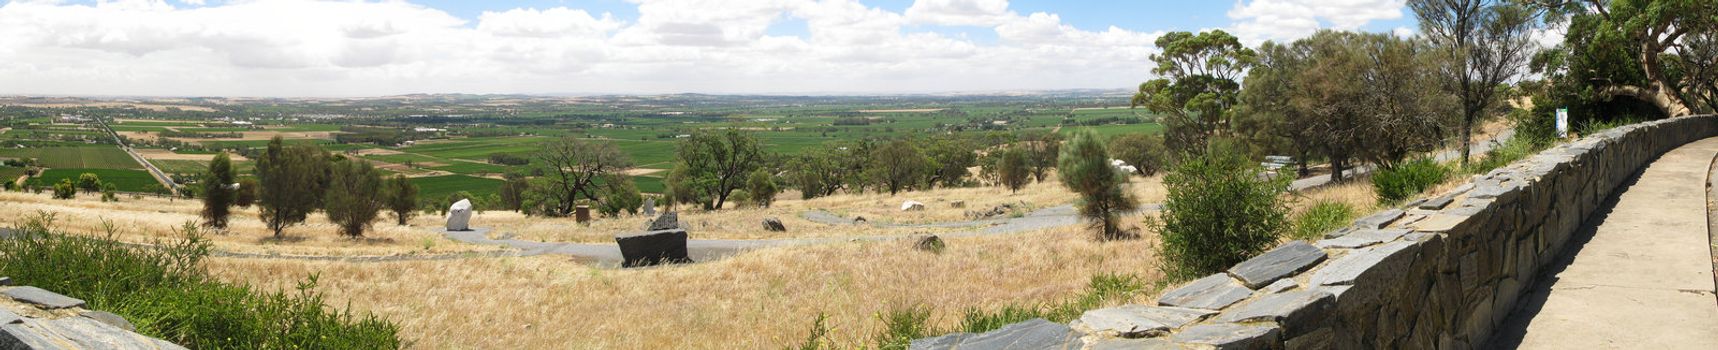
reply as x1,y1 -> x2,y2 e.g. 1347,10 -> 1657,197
1489,137 -> 1718,349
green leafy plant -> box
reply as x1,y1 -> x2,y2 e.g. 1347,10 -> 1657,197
1290,201 -> 1356,240
1152,148 -> 1290,279
1372,158 -> 1449,204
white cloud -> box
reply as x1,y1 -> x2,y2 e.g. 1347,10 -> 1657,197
1227,0 -> 1406,45
0,0 -> 1164,97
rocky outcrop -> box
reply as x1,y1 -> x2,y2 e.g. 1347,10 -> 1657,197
762,218 -> 786,232
0,283 -> 185,349
910,115 -> 1718,349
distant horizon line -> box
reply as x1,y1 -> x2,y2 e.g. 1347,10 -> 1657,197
0,88 -> 1136,100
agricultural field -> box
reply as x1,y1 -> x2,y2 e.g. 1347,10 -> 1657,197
0,146 -> 140,169
35,168 -> 160,192
409,175 -> 504,199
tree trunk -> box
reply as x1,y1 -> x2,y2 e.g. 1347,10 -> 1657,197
1459,116 -> 1473,165
1601,84 -> 1693,117
1329,159 -> 1345,183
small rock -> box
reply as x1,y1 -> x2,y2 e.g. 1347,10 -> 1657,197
762,218 -> 786,232
1353,209 -> 1405,229
0,277 -> 10,286
80,311 -> 136,332
3,286 -> 85,309
901,200 -> 926,211
1157,274 -> 1253,310
853,216 -> 868,224
1226,241 -> 1327,289
914,235 -> 945,253
950,200 -> 966,208
1418,194 -> 1456,210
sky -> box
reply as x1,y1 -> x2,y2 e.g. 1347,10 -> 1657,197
0,0 -> 1426,97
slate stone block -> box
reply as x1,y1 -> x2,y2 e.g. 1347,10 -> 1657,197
1308,241 -> 1418,286
910,318 -> 1079,350
3,287 -> 84,309
1158,274 -> 1253,310
1227,241 -> 1327,289
1218,290 -> 1334,326
1354,209 -> 1405,229
1315,228 -> 1410,249
1170,323 -> 1281,350
614,229 -> 693,268
647,212 -> 680,231
1073,305 -> 1213,338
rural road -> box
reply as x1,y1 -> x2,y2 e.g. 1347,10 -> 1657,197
93,117 -> 179,195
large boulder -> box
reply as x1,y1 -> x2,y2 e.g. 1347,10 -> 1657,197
445,199 -> 472,231
901,200 -> 926,212
646,212 -> 679,231
762,218 -> 786,232
615,229 -> 693,268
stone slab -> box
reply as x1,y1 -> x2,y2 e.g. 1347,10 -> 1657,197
1218,290 -> 1334,324
1227,241 -> 1327,289
1353,209 -> 1405,229
614,229 -> 693,268
1,317 -> 186,350
1073,305 -> 1214,338
1089,337 -> 1177,350
1169,323 -> 1281,350
911,318 -> 1079,350
3,287 -> 84,309
1314,228 -> 1410,249
1259,279 -> 1298,294
647,212 -> 680,231
1308,241 -> 1417,286
1158,274 -> 1253,310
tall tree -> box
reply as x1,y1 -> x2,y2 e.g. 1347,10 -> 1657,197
670,130 -> 764,210
234,177 -> 259,208
496,171 -> 528,211
997,146 -> 1031,193
1132,30 -> 1257,153
868,139 -> 931,195
256,136 -> 329,238
1412,0 -> 1537,164
383,174 -> 418,225
1059,131 -> 1139,239
527,137 -> 631,217
324,159 -> 385,237
1019,131 -> 1062,182
201,152 -> 236,229
1530,0 -> 1715,118
596,174 -> 643,217
746,170 -> 779,208
924,136 -> 977,187
789,146 -> 851,199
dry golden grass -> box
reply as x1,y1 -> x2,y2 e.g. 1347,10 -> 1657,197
1286,180 -> 1381,215
0,191 -> 497,256
785,173 -> 1166,225
204,221 -> 1166,350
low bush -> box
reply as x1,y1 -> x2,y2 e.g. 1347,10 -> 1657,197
1152,149 -> 1291,279
1289,201 -> 1356,240
1372,158 -> 1449,204
0,213 -> 401,349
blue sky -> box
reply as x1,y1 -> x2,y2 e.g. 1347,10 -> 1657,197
3,0 -> 1421,96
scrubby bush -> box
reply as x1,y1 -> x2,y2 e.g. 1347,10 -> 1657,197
101,182 -> 118,202
1152,148 -> 1290,279
1059,131 -> 1138,239
77,172 -> 102,192
52,178 -> 75,199
597,175 -> 643,217
0,214 -> 400,349
1289,201 -> 1356,240
1372,158 -> 1449,203
746,170 -> 778,208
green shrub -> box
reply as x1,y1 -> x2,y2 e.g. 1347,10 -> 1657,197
1463,135 -> 1542,175
955,273 -> 1147,333
1289,201 -> 1356,240
788,313 -> 833,350
0,213 -> 401,349
1152,149 -> 1290,279
1372,158 -> 1449,204
52,178 -> 75,199
874,305 -> 935,350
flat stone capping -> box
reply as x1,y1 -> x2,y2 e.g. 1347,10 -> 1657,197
1072,305 -> 1214,338
1227,241 -> 1327,288
1156,274 -> 1253,310
3,287 -> 85,310
1169,323 -> 1281,349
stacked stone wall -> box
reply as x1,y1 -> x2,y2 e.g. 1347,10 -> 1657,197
913,115 -> 1718,350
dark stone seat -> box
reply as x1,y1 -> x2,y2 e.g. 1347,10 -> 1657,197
615,229 -> 693,268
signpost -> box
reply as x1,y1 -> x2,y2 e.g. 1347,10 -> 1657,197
1556,108 -> 1569,138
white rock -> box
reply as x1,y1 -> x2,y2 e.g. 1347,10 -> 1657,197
446,199 -> 472,231
901,200 -> 926,211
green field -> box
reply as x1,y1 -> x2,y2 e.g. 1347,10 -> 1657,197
0,146 -> 141,169
149,159 -> 255,175
428,161 -> 508,175
36,168 -> 160,192
1057,123 -> 1165,140
409,175 -> 502,200
0,167 -> 25,182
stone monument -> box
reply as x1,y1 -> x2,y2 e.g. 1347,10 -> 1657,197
446,199 -> 472,231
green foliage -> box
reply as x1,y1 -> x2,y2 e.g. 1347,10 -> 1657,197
925,136 -> 978,187
52,178 -> 75,199
1133,30 -> 1256,153
325,160 -> 385,237
0,214 -> 400,349
787,313 -> 833,350
955,273 -> 1148,334
746,170 -> 779,208
1152,148 -> 1290,279
671,130 -> 764,209
1058,131 -> 1139,239
597,175 -> 643,217
527,137 -> 632,216
255,137 -> 330,238
101,182 -> 117,202
1290,201 -> 1356,240
234,177 -> 259,208
874,305 -> 935,350
996,146 -> 1031,193
868,139 -> 931,195
201,152 -> 235,229
384,174 -> 418,225
1107,133 -> 1168,176
1462,134 -> 1547,175
1019,131 -> 1062,182
1372,158 -> 1449,204
77,172 -> 103,192
497,172 -> 528,211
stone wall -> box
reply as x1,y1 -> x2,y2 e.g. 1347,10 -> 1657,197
0,280 -> 185,349
912,115 -> 1718,350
